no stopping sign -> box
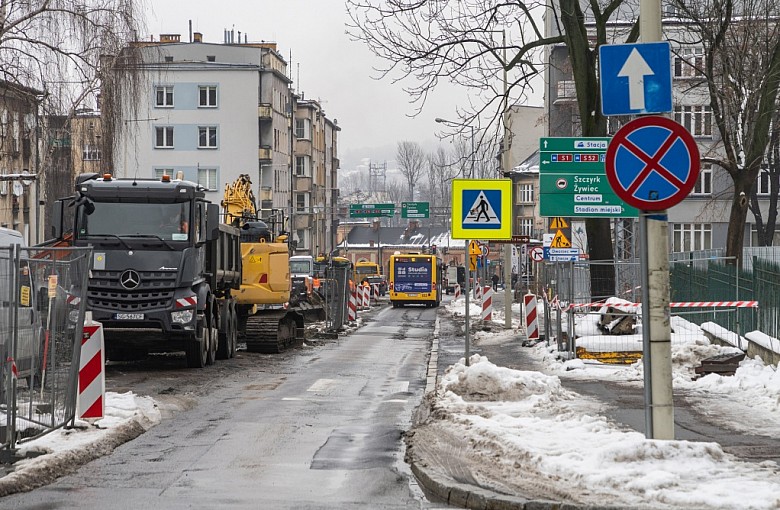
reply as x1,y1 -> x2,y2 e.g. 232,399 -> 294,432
605,116 -> 700,211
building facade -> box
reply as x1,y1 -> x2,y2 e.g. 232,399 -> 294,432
111,31 -> 340,254
0,81 -> 43,244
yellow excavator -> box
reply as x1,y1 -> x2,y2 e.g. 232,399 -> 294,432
221,174 -> 308,353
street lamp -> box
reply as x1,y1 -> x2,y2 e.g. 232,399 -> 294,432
435,117 -> 475,178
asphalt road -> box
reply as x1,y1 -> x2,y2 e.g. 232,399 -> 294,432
1,300 -> 454,509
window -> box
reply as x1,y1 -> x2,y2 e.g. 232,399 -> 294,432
155,86 -> 174,107
672,223 -> 712,252
295,118 -> 311,140
757,167 -> 772,196
295,229 -> 307,250
154,168 -> 174,179
674,105 -> 712,137
295,192 -> 309,212
197,167 -> 218,191
82,144 -> 101,161
518,217 -> 534,236
674,47 -> 705,78
692,164 -> 712,195
295,156 -> 311,176
518,183 -> 534,203
199,86 -> 217,107
155,126 -> 174,148
198,126 -> 218,148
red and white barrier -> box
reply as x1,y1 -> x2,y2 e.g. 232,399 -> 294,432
481,286 -> 493,321
566,300 -> 759,312
454,284 -> 461,300
361,285 -> 370,309
371,283 -> 379,303
474,282 -> 482,300
524,293 -> 539,340
78,313 -> 105,420
348,287 -> 357,322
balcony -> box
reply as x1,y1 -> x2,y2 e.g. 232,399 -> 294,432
257,103 -> 272,120
258,146 -> 272,161
554,80 -> 577,104
294,175 -> 312,192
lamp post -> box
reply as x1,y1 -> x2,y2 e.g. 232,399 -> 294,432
435,117 -> 475,178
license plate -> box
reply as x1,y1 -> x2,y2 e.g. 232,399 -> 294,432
408,293 -> 418,297
114,313 -> 144,320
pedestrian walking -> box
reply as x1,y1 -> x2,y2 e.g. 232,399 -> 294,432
491,273 -> 499,291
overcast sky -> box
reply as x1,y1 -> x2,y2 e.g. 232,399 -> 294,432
145,0 -> 473,172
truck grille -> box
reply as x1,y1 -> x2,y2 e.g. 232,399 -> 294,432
87,269 -> 178,312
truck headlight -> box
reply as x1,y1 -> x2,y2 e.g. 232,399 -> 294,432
171,309 -> 194,324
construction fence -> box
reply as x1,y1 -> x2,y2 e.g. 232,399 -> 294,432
535,247 -> 780,358
1,245 -> 91,452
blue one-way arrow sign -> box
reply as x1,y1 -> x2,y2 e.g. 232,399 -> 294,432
599,42 -> 672,116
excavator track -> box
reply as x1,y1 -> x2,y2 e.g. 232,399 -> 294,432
243,310 -> 305,354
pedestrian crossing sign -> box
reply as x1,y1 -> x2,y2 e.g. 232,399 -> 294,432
451,179 -> 512,240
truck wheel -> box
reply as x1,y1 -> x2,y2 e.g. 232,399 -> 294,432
185,317 -> 208,368
206,312 -> 218,366
217,305 -> 237,360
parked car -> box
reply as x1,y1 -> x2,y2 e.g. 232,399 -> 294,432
365,275 -> 388,296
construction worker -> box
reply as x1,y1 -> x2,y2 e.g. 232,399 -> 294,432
312,275 -> 321,294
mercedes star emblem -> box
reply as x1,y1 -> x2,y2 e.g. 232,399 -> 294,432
119,269 -> 141,290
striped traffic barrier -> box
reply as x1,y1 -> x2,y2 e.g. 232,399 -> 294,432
481,286 -> 493,321
361,284 -> 370,309
348,287 -> 358,322
78,313 -> 105,420
565,300 -> 759,312
371,283 -> 379,303
474,282 -> 482,300
454,284 -> 461,300
524,293 -> 539,340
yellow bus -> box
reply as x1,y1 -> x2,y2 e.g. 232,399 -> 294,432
389,253 -> 442,308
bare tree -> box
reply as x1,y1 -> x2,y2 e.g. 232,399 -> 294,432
0,0 -> 146,125
347,0 -> 630,296
0,0 -> 146,238
385,179 -> 407,227
674,0 -> 780,260
396,140 -> 426,200
750,112 -> 780,245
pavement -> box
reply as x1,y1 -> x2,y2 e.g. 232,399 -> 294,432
405,291 -> 780,510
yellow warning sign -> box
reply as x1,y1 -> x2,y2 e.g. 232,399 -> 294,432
550,229 -> 572,248
469,240 -> 481,255
469,254 -> 478,271
549,217 -> 569,229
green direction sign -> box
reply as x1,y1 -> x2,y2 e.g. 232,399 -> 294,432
349,203 -> 395,218
539,137 -> 637,218
539,137 -> 610,173
401,201 -> 429,219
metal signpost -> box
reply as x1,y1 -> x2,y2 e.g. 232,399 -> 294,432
452,179 -> 513,365
598,0 -> 684,439
539,137 -> 637,218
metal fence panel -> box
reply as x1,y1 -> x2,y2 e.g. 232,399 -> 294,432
1,246 -> 92,451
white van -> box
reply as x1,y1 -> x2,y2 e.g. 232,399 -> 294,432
0,226 -> 25,247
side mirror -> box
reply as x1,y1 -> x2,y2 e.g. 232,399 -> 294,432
207,203 -> 219,241
51,199 -> 65,239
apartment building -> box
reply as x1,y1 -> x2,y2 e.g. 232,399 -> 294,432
544,11 -> 778,252
110,31 -> 339,253
0,81 -> 42,243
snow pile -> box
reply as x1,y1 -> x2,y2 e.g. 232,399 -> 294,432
434,355 -> 780,509
0,392 -> 160,496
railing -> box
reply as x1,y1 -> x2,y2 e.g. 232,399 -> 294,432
1,245 -> 92,452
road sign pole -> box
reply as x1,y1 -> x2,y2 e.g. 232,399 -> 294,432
640,0 -> 674,441
464,239 -> 471,366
